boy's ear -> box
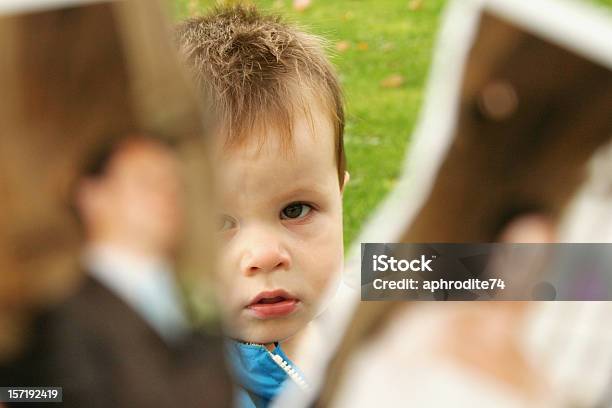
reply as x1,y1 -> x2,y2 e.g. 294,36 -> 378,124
340,171 -> 350,194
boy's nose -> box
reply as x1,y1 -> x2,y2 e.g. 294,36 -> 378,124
241,243 -> 291,276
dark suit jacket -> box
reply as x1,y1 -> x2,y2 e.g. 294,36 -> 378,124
2,276 -> 232,408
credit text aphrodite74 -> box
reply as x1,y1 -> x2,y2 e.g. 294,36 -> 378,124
372,278 -> 506,292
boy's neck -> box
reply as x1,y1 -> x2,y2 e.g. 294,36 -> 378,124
279,321 -> 321,365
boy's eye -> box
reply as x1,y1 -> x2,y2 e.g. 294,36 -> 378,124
280,203 -> 312,220
218,215 -> 237,232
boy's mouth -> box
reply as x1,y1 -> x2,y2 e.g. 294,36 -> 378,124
246,290 -> 299,319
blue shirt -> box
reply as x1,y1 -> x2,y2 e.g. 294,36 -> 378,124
226,340 -> 307,408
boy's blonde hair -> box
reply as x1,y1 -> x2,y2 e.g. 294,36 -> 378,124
176,5 -> 346,183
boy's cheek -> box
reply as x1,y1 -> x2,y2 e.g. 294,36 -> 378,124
214,263 -> 245,316
295,243 -> 343,305
290,210 -> 343,241
215,245 -> 240,282
311,262 -> 343,309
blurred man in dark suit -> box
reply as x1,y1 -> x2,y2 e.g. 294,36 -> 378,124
22,136 -> 231,408
0,1 -> 231,406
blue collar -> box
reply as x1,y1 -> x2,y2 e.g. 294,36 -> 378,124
226,340 -> 298,407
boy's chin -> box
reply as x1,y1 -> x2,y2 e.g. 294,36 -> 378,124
236,321 -> 304,345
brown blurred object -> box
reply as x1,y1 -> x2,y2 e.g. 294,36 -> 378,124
318,11 -> 612,406
0,0 -> 229,406
342,11 -> 354,21
402,13 -> 611,243
408,0 -> 424,11
380,73 -> 405,88
381,42 -> 395,52
336,40 -> 351,52
293,0 -> 312,12
357,42 -> 369,51
498,214 -> 556,243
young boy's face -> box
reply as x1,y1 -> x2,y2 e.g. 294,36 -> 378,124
214,105 -> 345,344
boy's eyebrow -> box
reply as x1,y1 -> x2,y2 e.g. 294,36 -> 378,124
271,185 -> 329,203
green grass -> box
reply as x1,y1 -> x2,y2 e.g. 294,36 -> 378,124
173,0 -> 612,247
